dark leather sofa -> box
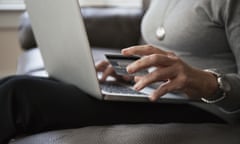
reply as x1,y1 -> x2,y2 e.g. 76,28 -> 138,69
10,2 -> 240,144
16,6 -> 143,76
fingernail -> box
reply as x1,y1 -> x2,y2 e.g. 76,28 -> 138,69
167,54 -> 177,59
121,49 -> 128,55
149,95 -> 157,102
126,67 -> 133,74
133,83 -> 141,91
133,85 -> 139,91
149,97 -> 155,102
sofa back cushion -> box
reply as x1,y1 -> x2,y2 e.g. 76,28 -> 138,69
19,6 -> 143,50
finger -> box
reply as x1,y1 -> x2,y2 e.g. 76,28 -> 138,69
121,45 -> 169,56
96,60 -> 109,72
122,75 -> 134,82
149,78 -> 182,101
127,54 -> 177,74
134,67 -> 177,91
134,76 -> 142,83
101,65 -> 115,82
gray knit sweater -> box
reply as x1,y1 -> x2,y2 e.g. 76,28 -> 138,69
141,0 -> 240,112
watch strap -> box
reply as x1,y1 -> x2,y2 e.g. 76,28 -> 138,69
201,69 -> 227,104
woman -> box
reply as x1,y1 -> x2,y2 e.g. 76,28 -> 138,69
98,0 -> 240,112
1,0 -> 240,143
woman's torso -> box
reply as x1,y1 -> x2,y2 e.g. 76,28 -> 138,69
141,0 -> 237,73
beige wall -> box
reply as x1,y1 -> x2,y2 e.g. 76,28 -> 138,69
0,10 -> 23,78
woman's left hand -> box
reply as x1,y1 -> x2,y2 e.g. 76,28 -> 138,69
121,45 -> 218,101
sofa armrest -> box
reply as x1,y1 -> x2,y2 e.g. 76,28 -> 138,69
18,7 -> 143,50
18,12 -> 37,50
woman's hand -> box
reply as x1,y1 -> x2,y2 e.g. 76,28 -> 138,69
95,60 -> 133,82
122,45 -> 218,101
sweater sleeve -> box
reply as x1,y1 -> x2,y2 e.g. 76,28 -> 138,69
214,0 -> 240,113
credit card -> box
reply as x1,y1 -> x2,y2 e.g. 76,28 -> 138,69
105,54 -> 148,76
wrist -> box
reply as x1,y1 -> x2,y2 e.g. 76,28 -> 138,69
183,67 -> 218,99
202,69 -> 219,98
201,69 -> 231,104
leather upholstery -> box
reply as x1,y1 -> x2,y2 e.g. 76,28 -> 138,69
82,7 -> 143,49
18,12 -> 37,50
18,7 -> 143,50
10,124 -> 240,144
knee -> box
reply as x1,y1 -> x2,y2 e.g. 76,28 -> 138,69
0,76 -> 45,130
0,75 -> 49,104
0,76 -> 35,91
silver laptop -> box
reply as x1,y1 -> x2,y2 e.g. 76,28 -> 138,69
25,0 -> 189,103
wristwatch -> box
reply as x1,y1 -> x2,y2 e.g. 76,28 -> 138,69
201,69 -> 231,104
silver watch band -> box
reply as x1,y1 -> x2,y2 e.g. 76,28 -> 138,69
201,95 -> 226,104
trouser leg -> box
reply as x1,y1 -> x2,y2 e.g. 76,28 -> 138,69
0,75 -> 224,144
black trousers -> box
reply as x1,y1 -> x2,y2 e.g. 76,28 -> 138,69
0,75 -> 224,144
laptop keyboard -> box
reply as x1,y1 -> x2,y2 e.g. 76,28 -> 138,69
100,82 -> 189,101
100,82 -> 146,96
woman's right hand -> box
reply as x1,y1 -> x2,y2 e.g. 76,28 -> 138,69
95,60 -> 133,82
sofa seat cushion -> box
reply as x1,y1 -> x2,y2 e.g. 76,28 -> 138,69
10,123 -> 240,144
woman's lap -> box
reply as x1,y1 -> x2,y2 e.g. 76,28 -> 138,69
0,75 -> 224,143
